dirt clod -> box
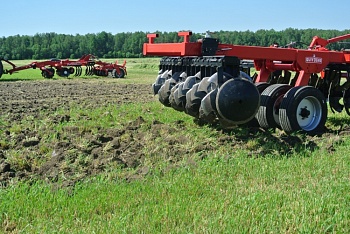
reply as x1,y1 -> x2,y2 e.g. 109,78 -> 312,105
0,78 -> 348,188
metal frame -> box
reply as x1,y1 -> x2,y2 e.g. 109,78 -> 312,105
144,31 -> 350,86
1,54 -> 127,78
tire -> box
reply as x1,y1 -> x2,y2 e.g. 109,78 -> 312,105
245,82 -> 270,127
68,67 -> 75,75
279,86 -> 327,135
42,68 -> 55,78
113,68 -> 125,78
256,84 -> 291,129
57,68 -> 69,77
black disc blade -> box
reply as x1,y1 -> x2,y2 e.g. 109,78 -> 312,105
185,84 -> 202,117
199,89 -> 218,124
216,78 -> 260,125
158,79 -> 176,107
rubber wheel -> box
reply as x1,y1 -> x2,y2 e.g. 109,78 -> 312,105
279,86 -> 327,135
256,84 -> 291,129
68,67 -> 75,75
42,68 -> 55,78
114,68 -> 125,78
57,67 -> 69,77
245,82 -> 270,127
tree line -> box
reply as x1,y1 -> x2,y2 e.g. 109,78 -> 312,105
1,28 -> 349,60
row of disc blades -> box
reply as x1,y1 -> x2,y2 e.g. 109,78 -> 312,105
152,69 -> 261,127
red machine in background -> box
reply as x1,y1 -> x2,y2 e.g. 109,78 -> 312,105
0,54 -> 127,79
144,31 -> 350,135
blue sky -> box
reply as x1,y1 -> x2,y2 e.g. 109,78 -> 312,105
2,0 -> 349,37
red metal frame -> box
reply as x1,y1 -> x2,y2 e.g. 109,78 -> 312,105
143,32 -> 350,86
1,54 -> 126,77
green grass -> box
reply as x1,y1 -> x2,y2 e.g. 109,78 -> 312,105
1,148 -> 349,233
1,100 -> 350,233
1,58 -> 350,233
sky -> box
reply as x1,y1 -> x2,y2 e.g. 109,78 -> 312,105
1,0 -> 349,37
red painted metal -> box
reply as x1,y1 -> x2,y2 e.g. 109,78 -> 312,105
1,54 -> 126,78
143,32 -> 202,56
143,32 -> 350,87
309,34 -> 350,49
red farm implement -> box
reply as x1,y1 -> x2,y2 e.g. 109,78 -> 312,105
143,31 -> 350,135
0,54 -> 127,79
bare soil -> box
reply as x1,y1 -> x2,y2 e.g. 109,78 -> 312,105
0,78 -> 349,189
0,79 -> 155,188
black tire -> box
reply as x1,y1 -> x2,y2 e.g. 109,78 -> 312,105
41,70 -> 47,78
245,82 -> 270,127
68,67 -> 75,75
42,68 -> 55,78
256,84 -> 291,129
255,82 -> 270,93
57,67 -> 69,77
113,68 -> 125,78
279,86 -> 327,135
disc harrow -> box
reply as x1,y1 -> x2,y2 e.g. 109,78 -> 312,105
0,54 -> 127,79
144,31 -> 350,135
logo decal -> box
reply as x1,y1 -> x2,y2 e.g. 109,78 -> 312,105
305,54 -> 322,64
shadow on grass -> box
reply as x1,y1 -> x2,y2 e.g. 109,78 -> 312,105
224,127 -> 319,157
193,118 -> 350,158
326,115 -> 350,133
